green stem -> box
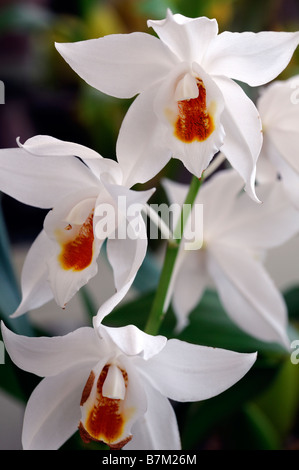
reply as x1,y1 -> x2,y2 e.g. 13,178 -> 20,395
144,175 -> 203,336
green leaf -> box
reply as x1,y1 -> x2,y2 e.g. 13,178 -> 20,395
79,286 -> 98,322
103,291 -> 156,331
238,403 -> 281,449
0,205 -> 34,336
284,285 -> 299,320
255,359 -> 299,441
133,252 -> 160,293
0,355 -> 26,403
214,402 -> 281,449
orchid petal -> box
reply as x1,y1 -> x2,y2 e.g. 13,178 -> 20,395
257,78 -> 299,175
205,30 -> 299,86
273,156 -> 299,210
43,190 -> 102,308
208,244 -> 290,348
103,183 -> 154,283
103,183 -> 153,293
116,85 -> 172,188
148,9 -> 218,64
256,138 -> 278,184
0,148 -> 98,209
19,135 -> 101,160
219,180 -> 299,248
214,76 -> 262,202
10,231 -> 53,318
55,32 -> 176,99
1,323 -> 100,377
100,324 -> 166,360
162,177 -> 189,211
115,358 -> 148,448
22,366 -> 88,450
94,280 -> 134,328
198,169 -> 245,241
47,255 -> 100,309
106,207 -> 147,277
256,76 -> 299,208
258,81 -> 296,129
20,135 -> 128,186
20,135 -> 126,185
125,381 -> 181,450
100,181 -> 155,226
86,158 -> 124,186
171,249 -> 208,331
268,128 -> 299,175
106,231 -> 147,306
258,77 -> 299,134
141,338 -> 257,402
94,185 -> 154,324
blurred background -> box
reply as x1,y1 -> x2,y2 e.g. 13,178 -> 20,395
0,0 -> 299,450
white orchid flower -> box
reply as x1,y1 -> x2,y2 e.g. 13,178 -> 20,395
257,75 -> 299,209
1,320 -> 256,450
163,169 -> 299,348
0,135 -> 154,318
55,9 -> 299,201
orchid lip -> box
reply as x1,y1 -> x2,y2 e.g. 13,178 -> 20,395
56,209 -> 95,272
173,77 -> 215,143
79,363 -> 133,449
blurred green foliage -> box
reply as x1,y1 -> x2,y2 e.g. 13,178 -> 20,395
0,0 -> 299,451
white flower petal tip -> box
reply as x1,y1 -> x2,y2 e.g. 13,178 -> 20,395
142,339 -> 257,404
206,30 -> 299,87
55,31 -> 177,100
16,134 -> 102,160
147,9 -> 219,57
7,230 -> 54,318
244,183 -> 261,204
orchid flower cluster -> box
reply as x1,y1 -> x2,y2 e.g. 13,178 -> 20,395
1,9 -> 299,451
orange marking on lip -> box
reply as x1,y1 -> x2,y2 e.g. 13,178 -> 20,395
58,211 -> 94,272
174,79 -> 214,143
79,365 -> 131,449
